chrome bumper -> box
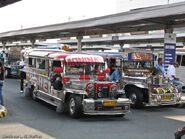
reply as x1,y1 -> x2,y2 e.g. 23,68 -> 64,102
147,93 -> 181,106
83,98 -> 131,115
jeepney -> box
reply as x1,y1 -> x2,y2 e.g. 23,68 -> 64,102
23,50 -> 130,118
122,52 -> 181,108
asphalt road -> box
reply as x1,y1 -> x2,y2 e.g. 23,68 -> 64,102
0,79 -> 185,139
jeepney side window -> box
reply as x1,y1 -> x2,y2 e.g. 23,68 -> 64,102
28,57 -> 36,67
52,60 -> 61,68
36,58 -> 45,69
176,55 -> 182,66
181,55 -> 185,66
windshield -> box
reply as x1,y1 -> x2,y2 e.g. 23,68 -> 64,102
65,63 -> 105,79
123,61 -> 153,69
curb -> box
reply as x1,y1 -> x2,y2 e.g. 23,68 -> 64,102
0,105 -> 7,118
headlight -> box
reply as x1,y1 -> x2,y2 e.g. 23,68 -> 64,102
111,84 -> 118,97
86,83 -> 95,97
155,88 -> 164,94
98,86 -> 103,91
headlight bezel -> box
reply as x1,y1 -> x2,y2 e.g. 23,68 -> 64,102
86,83 -> 95,97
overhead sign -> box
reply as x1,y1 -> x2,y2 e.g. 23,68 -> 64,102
128,52 -> 153,61
164,33 -> 176,69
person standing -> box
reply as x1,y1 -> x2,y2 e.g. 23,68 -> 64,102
167,62 -> 184,91
155,58 -> 165,76
0,61 -> 5,105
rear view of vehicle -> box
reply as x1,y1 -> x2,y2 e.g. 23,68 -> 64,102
62,54 -> 131,117
123,52 -> 181,108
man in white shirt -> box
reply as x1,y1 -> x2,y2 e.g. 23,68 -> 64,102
167,62 -> 184,91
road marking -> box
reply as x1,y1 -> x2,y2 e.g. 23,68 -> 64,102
164,115 -> 185,122
0,123 -> 55,139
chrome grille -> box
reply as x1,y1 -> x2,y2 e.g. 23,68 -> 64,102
97,86 -> 110,98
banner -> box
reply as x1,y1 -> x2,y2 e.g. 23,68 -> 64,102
164,33 -> 176,70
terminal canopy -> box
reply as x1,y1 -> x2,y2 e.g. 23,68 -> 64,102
0,0 -> 21,8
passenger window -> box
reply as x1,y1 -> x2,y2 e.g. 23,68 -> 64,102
28,58 -> 36,67
176,55 -> 182,66
36,59 -> 45,69
52,61 -> 61,68
181,55 -> 185,66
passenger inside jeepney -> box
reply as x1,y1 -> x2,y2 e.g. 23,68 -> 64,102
108,59 -> 121,82
50,61 -> 63,90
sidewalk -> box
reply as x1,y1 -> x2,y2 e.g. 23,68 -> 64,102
0,105 -> 7,118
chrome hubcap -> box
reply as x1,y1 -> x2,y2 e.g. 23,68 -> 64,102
130,93 -> 137,104
69,98 -> 75,115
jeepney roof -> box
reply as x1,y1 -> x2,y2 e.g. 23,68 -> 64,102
65,54 -> 104,63
48,52 -> 71,59
93,52 -> 124,60
28,49 -> 65,57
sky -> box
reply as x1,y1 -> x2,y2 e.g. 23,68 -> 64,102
0,0 -> 185,33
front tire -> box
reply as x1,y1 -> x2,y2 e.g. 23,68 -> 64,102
127,87 -> 143,108
68,95 -> 82,118
32,88 -> 38,101
56,102 -> 67,114
24,86 -> 32,98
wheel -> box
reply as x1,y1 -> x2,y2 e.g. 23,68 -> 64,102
23,86 -> 32,98
32,89 -> 38,101
127,87 -> 143,108
68,95 -> 82,118
56,102 -> 67,114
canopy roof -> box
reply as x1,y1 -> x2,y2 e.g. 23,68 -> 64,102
0,0 -> 21,8
1,2 -> 185,41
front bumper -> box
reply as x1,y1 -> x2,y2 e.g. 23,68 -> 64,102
147,93 -> 181,106
83,98 -> 131,115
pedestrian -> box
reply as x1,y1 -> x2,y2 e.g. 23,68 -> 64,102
20,69 -> 26,93
167,62 -> 184,91
155,58 -> 165,76
0,61 -> 5,105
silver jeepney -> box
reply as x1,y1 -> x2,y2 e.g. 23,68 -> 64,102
23,51 -> 130,118
122,52 -> 181,108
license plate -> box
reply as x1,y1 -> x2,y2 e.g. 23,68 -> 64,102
103,100 -> 117,107
161,95 -> 172,100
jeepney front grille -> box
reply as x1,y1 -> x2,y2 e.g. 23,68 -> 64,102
97,86 -> 110,98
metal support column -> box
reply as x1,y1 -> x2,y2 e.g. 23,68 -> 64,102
77,36 -> 82,52
119,41 -> 125,52
2,41 -> 6,50
30,39 -> 35,48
